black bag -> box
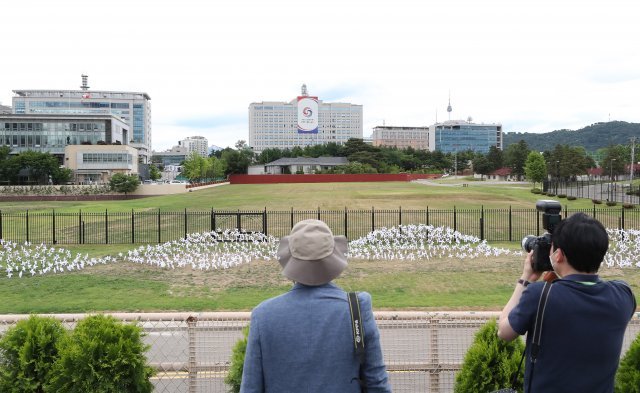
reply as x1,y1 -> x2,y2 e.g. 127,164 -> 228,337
348,292 -> 367,393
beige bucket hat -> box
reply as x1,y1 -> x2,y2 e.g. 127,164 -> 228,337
277,219 -> 348,286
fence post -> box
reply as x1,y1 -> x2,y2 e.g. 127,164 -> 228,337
453,206 -> 457,232
621,207 -> 625,230
426,206 -> 429,226
158,209 -> 161,243
593,204 -> 596,219
79,210 -> 82,244
105,209 -> 108,244
317,206 -> 321,221
291,207 -> 294,229
237,210 -> 241,232
263,207 -> 268,236
371,206 -> 375,233
480,205 -> 484,240
399,206 -> 402,227
186,315 -> 198,393
52,210 -> 56,244
536,209 -> 540,235
0,210 -> 2,240
25,210 -> 29,243
131,209 -> 135,244
184,208 -> 188,239
344,207 -> 348,239
509,206 -> 512,242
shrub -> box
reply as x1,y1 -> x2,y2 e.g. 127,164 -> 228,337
593,199 -> 602,204
623,203 -> 635,209
225,325 -> 249,393
0,315 -> 66,393
47,314 -> 154,393
615,332 -> 640,392
530,188 -> 542,194
454,319 -> 525,393
606,201 -> 618,207
540,191 -> 547,196
557,194 -> 567,198
546,193 -> 556,197
567,196 -> 577,201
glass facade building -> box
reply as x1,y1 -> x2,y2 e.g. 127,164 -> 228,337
12,89 -> 151,162
429,121 -> 503,154
0,114 -> 129,159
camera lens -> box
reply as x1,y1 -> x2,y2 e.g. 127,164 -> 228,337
521,235 -> 537,252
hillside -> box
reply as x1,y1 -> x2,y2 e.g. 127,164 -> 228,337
504,121 -> 640,152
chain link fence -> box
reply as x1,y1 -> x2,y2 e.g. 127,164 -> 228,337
1,312 -> 639,392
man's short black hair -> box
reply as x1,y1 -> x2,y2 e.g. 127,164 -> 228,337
551,212 -> 608,273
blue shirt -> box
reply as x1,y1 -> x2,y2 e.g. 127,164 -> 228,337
509,274 -> 636,393
240,282 -> 392,393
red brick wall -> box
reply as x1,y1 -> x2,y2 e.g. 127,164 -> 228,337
229,173 -> 441,184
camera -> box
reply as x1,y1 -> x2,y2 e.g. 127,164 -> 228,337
521,200 -> 562,272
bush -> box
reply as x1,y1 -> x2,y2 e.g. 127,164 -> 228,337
530,188 -> 542,194
567,196 -> 577,201
606,201 -> 618,207
615,332 -> 640,392
225,325 -> 249,393
47,315 -> 154,393
0,315 -> 66,393
623,203 -> 635,209
593,199 -> 602,204
454,319 -> 525,393
546,193 -> 556,197
557,194 -> 567,198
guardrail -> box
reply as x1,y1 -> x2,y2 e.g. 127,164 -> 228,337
1,312 -> 639,392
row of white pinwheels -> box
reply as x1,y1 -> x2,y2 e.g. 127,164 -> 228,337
2,226 -> 639,279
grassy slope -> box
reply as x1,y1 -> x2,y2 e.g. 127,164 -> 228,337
1,181 -> 637,313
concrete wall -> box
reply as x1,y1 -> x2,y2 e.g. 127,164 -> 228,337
229,173 -> 441,184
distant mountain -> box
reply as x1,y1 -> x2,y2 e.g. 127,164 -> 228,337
209,145 -> 224,153
504,121 -> 640,152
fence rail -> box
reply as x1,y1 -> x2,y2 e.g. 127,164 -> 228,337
1,206 -> 640,245
1,312 -> 638,393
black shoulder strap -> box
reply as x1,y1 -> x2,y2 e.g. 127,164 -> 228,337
348,292 -> 366,363
348,292 -> 367,392
527,280 -> 554,392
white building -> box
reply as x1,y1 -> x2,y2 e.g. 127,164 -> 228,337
372,126 -> 429,150
12,75 -> 152,163
249,85 -> 363,153
179,136 -> 208,157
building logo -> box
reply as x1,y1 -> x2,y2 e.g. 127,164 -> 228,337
297,96 -> 319,134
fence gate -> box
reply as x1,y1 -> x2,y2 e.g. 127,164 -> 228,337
211,211 -> 265,236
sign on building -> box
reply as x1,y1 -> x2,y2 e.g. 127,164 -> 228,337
297,96 -> 319,134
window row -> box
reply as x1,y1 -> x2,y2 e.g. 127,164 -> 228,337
82,153 -> 133,163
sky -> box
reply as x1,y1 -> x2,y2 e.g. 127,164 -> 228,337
2,0 -> 640,151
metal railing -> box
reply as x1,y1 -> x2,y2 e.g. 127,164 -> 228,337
1,312 -> 639,393
1,206 -> 640,245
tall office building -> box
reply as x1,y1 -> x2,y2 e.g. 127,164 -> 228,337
179,136 -> 209,157
249,85 -> 363,153
12,75 -> 152,162
429,120 -> 503,154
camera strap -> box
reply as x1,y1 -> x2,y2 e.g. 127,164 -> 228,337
348,292 -> 367,392
527,280 -> 554,391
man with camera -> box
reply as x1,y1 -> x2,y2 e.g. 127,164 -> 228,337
498,203 -> 636,392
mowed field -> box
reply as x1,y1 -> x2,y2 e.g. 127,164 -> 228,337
1,180 -> 639,313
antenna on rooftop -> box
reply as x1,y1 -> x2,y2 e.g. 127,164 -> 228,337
80,74 -> 90,91
447,90 -> 452,121
301,84 -> 308,97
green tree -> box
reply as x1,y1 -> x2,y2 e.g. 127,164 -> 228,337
454,319 -> 525,393
486,146 -> 504,172
51,166 -> 73,185
182,152 -> 211,182
109,173 -> 140,195
206,156 -> 227,179
524,151 -> 547,187
602,145 -> 628,181
148,165 -> 162,181
473,155 -> 493,180
504,140 -> 530,180
0,315 -> 67,393
615,332 -> 640,393
14,151 -> 60,184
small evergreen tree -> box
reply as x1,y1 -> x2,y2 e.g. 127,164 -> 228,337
225,325 -> 249,393
46,314 -> 154,393
0,315 -> 66,393
454,319 -> 525,393
615,332 -> 640,393
109,173 -> 140,195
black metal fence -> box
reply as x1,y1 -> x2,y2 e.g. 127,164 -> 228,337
544,180 -> 640,205
1,206 -> 640,245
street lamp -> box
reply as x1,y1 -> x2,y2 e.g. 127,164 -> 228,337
610,158 -> 616,202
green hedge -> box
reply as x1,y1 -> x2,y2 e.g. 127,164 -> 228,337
225,325 -> 249,393
454,319 -> 525,393
615,332 -> 640,393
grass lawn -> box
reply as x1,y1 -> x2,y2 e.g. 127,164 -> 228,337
0,181 -> 602,213
1,182 -> 638,314
2,245 -> 639,314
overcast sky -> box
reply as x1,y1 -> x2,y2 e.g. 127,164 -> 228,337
2,0 -> 639,151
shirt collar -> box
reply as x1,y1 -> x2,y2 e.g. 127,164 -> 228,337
560,273 -> 601,283
292,282 -> 338,290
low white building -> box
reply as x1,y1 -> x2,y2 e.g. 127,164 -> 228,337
64,144 -> 138,184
